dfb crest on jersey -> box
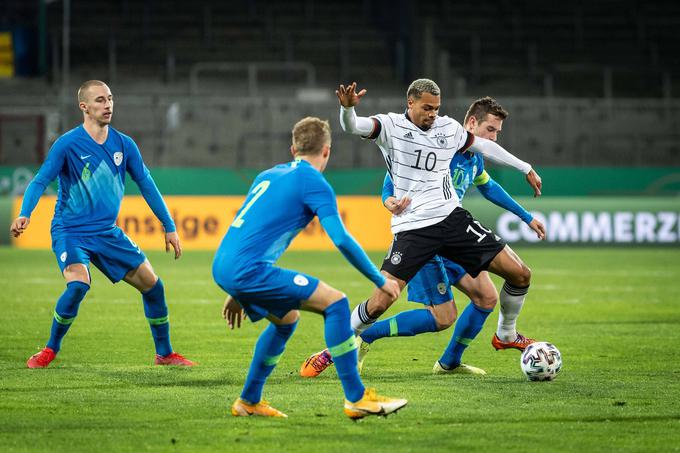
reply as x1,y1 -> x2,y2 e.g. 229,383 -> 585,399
437,282 -> 447,295
435,132 -> 447,148
390,251 -> 402,265
113,151 -> 123,166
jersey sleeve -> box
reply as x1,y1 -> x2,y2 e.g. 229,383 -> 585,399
476,176 -> 533,224
19,137 -> 68,218
381,172 -> 394,204
321,214 -> 386,288
472,156 -> 488,185
303,170 -> 338,220
448,117 -> 474,153
371,113 -> 391,146
124,135 -> 176,232
124,135 -> 150,183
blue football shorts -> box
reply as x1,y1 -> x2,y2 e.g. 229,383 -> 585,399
214,264 -> 319,322
407,256 -> 467,305
51,226 -> 147,283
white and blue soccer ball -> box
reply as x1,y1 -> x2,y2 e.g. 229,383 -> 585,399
520,341 -> 562,381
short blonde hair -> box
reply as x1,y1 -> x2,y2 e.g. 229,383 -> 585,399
292,117 -> 331,155
77,80 -> 108,103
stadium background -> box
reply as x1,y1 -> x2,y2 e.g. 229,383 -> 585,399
0,0 -> 679,250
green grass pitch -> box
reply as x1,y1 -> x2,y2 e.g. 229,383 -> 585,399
1,247 -> 679,452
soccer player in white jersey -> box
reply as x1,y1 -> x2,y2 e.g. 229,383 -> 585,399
300,79 -> 542,376
301,96 -> 545,377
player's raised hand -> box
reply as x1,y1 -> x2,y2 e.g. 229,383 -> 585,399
383,196 -> 411,215
528,218 -> 547,240
222,296 -> 245,329
165,231 -> 182,259
10,216 -> 30,238
336,82 -> 367,108
379,277 -> 400,300
526,169 -> 542,197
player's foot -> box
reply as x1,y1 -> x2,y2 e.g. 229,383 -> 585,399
231,398 -> 287,418
492,333 -> 536,351
432,361 -> 486,375
27,347 -> 56,369
300,349 -> 334,377
154,352 -> 196,366
344,388 -> 408,420
357,336 -> 370,374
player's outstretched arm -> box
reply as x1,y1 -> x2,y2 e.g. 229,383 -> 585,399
336,82 -> 366,108
320,214 -> 397,296
476,175 -> 546,240
468,137 -> 541,197
337,82 -> 376,136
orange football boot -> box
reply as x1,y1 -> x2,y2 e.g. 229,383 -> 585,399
492,333 -> 536,351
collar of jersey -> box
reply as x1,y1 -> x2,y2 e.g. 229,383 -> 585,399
404,110 -> 432,132
293,157 -> 311,166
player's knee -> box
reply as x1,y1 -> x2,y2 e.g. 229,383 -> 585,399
512,264 -> 531,287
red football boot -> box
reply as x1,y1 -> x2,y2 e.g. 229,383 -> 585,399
154,352 -> 196,366
27,347 -> 57,369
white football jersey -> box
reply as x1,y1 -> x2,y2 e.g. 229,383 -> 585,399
369,112 -> 472,233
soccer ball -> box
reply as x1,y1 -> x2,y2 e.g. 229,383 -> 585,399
520,342 -> 562,381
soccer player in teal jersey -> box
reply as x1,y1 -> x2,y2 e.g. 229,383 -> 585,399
11,80 -> 194,368
301,97 -> 546,378
213,117 -> 407,419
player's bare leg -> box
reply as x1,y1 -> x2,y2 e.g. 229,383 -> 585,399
27,263 -> 91,369
487,246 -> 535,351
124,260 -> 194,366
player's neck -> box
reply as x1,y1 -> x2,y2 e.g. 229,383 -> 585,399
295,155 -> 325,172
82,120 -> 109,145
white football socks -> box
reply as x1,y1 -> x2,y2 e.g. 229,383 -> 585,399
497,282 -> 529,341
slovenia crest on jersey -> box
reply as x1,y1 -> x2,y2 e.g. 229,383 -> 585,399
435,132 -> 447,148
113,151 -> 123,166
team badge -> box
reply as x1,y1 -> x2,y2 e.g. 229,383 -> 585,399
294,274 -> 309,286
435,132 -> 447,148
390,251 -> 402,265
113,151 -> 123,166
60,252 -> 68,263
437,282 -> 447,295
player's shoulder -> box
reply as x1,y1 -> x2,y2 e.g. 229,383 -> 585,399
109,126 -> 136,147
54,125 -> 84,145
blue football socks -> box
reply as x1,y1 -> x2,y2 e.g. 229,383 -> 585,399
324,298 -> 365,403
142,279 -> 173,357
360,309 -> 438,344
46,281 -> 90,353
439,302 -> 492,369
241,320 -> 298,404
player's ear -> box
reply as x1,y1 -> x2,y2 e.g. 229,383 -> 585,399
290,145 -> 296,158
79,101 -> 88,113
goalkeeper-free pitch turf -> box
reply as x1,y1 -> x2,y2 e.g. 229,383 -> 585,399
1,247 -> 679,452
